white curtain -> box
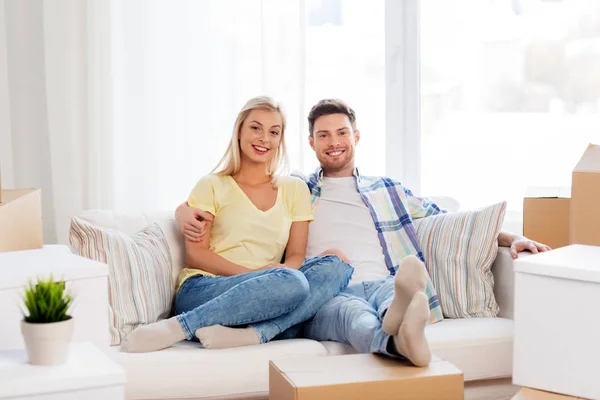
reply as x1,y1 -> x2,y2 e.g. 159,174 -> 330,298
110,0 -> 305,212
0,0 -> 111,245
0,0 -> 305,244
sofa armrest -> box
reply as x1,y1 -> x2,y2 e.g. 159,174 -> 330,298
492,248 -> 515,319
493,247 -> 533,319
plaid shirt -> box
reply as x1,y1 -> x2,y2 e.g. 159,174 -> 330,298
293,167 -> 446,322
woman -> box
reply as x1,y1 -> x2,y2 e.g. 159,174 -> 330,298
122,96 -> 353,353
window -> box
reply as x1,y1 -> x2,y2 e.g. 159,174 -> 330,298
110,0 -> 386,211
303,0 -> 386,175
420,0 -> 600,214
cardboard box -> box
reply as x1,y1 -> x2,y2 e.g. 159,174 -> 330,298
513,245 -> 600,400
523,187 -> 570,249
512,388 -> 582,399
0,189 -> 43,252
269,354 -> 463,400
571,143 -> 600,246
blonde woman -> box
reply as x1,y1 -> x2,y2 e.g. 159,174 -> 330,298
122,96 -> 353,352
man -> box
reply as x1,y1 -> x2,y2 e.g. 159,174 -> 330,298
176,99 -> 550,366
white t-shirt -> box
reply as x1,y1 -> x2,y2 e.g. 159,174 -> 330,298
306,177 -> 390,284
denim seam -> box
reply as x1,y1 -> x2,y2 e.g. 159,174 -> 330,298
177,314 -> 195,340
225,302 -> 301,326
248,323 -> 269,344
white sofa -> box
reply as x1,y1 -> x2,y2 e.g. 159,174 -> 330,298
76,209 -> 523,400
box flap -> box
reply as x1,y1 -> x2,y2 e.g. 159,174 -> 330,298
573,143 -> 600,173
525,186 -> 571,199
274,354 -> 459,388
514,245 -> 600,283
0,189 -> 40,205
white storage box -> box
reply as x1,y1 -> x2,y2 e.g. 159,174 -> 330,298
0,245 -> 110,351
513,245 -> 600,399
0,342 -> 125,400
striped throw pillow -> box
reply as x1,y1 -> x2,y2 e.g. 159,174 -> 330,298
69,217 -> 173,345
413,202 -> 507,319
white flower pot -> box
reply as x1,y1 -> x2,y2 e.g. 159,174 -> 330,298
21,317 -> 74,365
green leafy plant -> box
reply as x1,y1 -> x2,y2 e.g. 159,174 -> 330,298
22,275 -> 73,323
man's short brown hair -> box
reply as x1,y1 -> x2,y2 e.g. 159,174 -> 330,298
307,99 -> 356,136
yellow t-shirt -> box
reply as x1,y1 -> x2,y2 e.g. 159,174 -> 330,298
177,174 -> 313,288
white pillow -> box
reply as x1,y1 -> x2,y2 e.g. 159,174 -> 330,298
413,202 -> 507,319
69,217 -> 173,345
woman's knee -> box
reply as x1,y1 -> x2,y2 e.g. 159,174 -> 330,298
271,267 -> 310,303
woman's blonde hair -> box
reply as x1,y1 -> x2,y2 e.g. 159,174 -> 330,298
212,96 -> 289,178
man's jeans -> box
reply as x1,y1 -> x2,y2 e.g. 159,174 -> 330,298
174,255 -> 354,343
304,276 -> 402,358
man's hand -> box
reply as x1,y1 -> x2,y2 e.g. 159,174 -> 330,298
510,237 -> 552,259
175,202 -> 213,242
319,248 -> 351,264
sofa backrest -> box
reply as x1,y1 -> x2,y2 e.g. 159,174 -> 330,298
75,210 -> 186,288
73,195 -> 458,291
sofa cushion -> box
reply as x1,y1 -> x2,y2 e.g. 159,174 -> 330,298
109,339 -> 329,400
414,202 -> 507,318
425,317 -> 514,381
70,217 -> 173,345
75,210 -> 185,287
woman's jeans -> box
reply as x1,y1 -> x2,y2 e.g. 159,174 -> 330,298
174,255 -> 354,343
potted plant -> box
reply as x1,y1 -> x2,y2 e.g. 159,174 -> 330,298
20,275 -> 74,365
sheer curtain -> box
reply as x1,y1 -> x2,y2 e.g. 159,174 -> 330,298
0,0 -> 304,242
110,0 -> 305,212
1,0 -> 386,243
0,0 -> 112,244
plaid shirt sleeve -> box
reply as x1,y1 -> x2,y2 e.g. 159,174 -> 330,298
402,186 -> 446,219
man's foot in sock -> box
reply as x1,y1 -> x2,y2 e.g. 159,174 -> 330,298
195,325 -> 261,349
121,316 -> 186,353
392,291 -> 432,367
382,255 -> 427,335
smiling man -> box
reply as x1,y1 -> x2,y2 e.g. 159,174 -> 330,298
176,98 -> 550,366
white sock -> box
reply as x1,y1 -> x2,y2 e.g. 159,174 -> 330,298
195,325 -> 261,349
382,255 -> 427,335
121,316 -> 186,353
392,291 -> 432,367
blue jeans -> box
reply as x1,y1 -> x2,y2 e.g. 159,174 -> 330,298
174,255 -> 354,343
304,276 -> 403,359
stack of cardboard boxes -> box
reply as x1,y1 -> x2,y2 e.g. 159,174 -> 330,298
0,176 -> 43,252
524,144 -> 600,248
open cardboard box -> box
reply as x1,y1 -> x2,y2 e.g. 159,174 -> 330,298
523,143 -> 600,248
570,144 -> 600,246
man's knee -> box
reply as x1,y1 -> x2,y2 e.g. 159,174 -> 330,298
314,256 -> 354,282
